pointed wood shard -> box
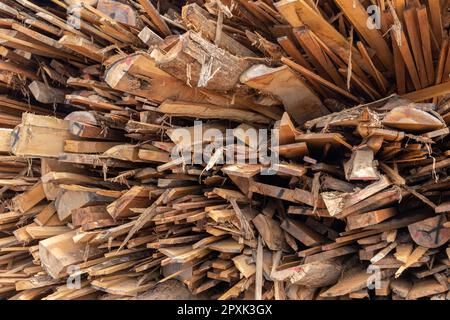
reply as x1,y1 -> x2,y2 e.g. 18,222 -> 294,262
383,106 -> 445,132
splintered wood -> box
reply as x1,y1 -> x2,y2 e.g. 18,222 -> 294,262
0,0 -> 449,301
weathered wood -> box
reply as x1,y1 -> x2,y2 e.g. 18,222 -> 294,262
153,31 -> 251,91
137,0 -> 171,37
39,230 -> 102,279
407,278 -> 448,300
208,238 -> 243,254
274,142 -> 309,159
55,189 -> 116,221
408,215 -> 450,248
104,52 -> 210,104
347,208 -> 398,230
64,140 -> 122,154
334,0 -> 393,70
304,245 -> 358,264
11,181 -> 45,214
182,3 -> 255,58
280,218 -> 327,247
158,100 -> 271,124
275,0 -> 366,71
138,26 -> 163,47
383,106 -> 445,132
252,214 -> 287,251
0,128 -> 12,153
72,205 -> 111,228
345,147 -> 379,181
11,114 -> 77,158
321,267 -> 394,297
240,64 -> 328,125
272,259 -> 342,288
28,81 -> 65,104
0,0 -> 448,302
69,122 -> 124,141
107,186 -> 153,219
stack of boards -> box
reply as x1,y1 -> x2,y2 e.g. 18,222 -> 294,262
0,0 -> 449,300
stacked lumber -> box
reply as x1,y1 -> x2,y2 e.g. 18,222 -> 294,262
0,0 -> 449,300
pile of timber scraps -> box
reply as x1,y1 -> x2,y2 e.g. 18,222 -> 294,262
0,0 -> 449,301
0,100 -> 449,301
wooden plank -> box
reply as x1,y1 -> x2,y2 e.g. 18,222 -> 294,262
428,0 -> 444,46
11,114 -> 76,158
404,6 -> 429,88
320,267 -> 393,297
137,0 -> 171,37
391,28 -> 422,90
158,101 -> 270,124
282,57 -> 360,103
106,186 -> 153,219
304,245 -> 358,264
334,0 -> 393,70
280,218 -> 327,247
347,208 -> 398,230
416,6 -> 435,87
11,181 -> 45,214
39,230 -> 102,279
275,0 -> 365,71
0,128 -> 12,153
64,140 -> 122,154
402,81 -> 450,101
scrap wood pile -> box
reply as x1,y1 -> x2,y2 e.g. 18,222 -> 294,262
0,0 -> 449,301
